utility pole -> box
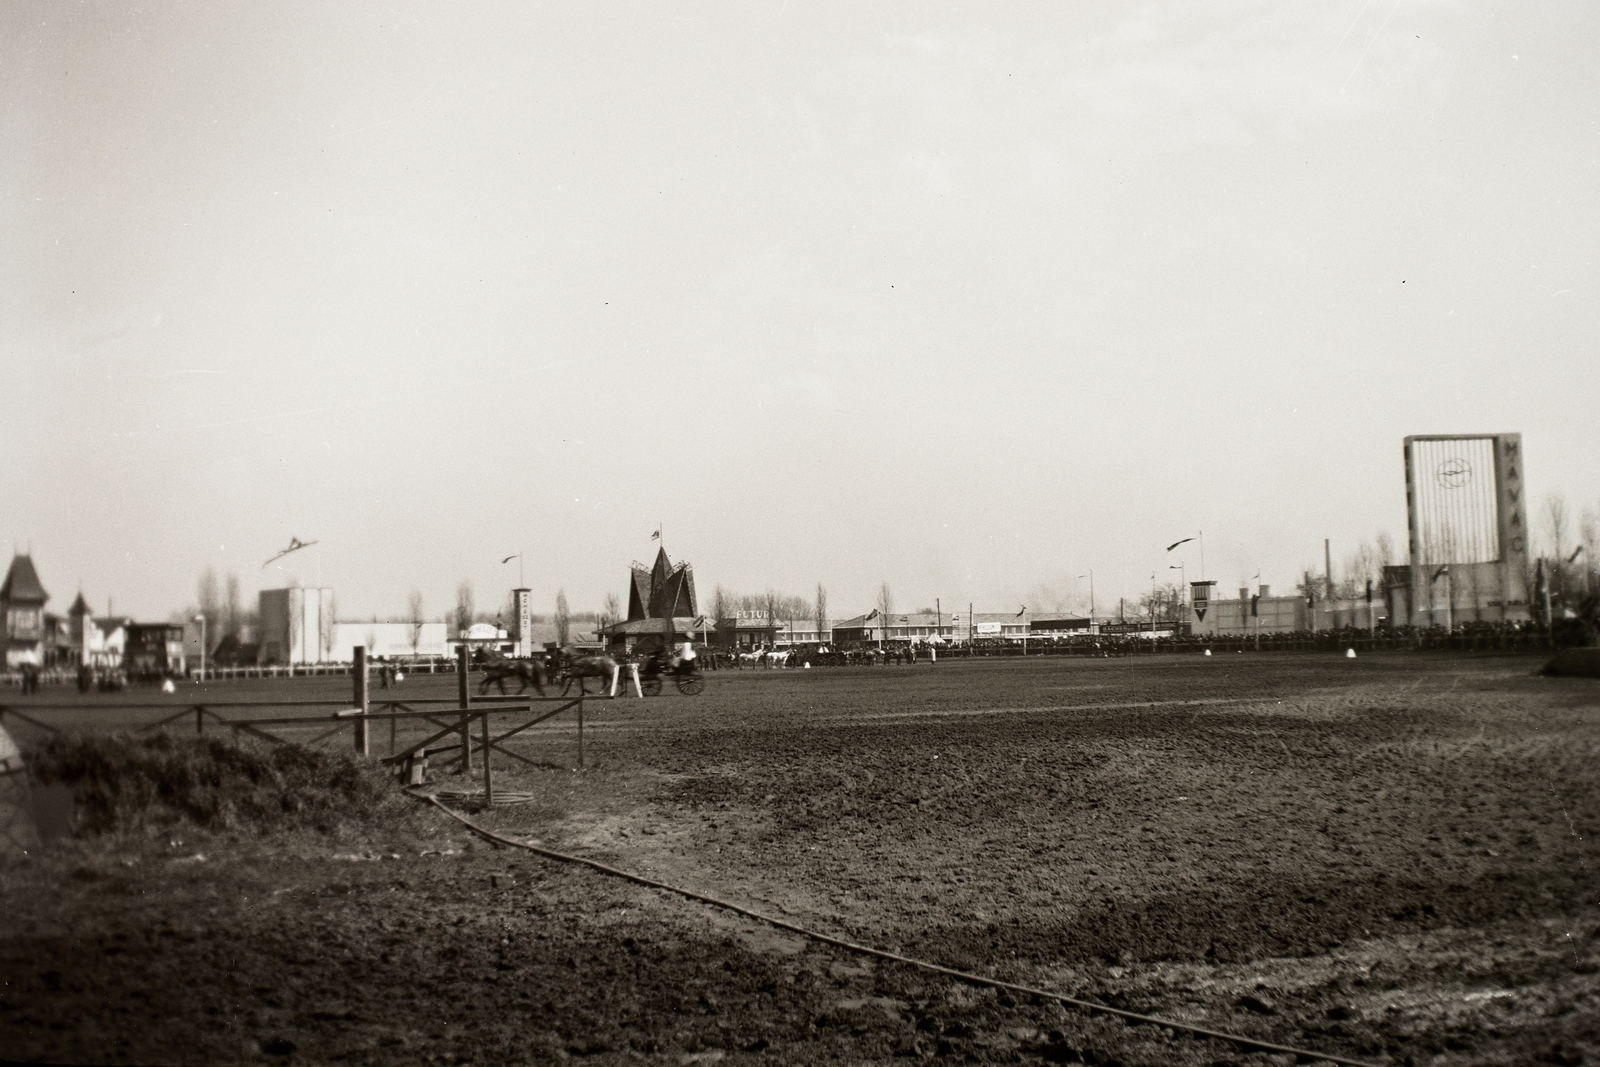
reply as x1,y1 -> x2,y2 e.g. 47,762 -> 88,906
1150,572 -> 1157,649
1325,538 -> 1334,602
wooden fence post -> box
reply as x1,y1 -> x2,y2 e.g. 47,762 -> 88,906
480,711 -> 493,808
352,646 -> 369,756
577,696 -> 584,769
196,706 -> 204,736
456,644 -> 471,776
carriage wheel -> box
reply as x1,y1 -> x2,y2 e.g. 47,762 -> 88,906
676,673 -> 705,696
641,676 -> 663,697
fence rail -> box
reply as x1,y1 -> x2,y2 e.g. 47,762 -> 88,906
0,646 -> 588,809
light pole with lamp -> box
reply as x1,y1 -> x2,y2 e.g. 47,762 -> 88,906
1169,563 -> 1186,634
1252,570 -> 1261,651
193,614 -> 207,682
1077,571 -> 1095,633
1150,572 -> 1158,648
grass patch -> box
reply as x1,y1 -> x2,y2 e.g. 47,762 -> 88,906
24,731 -> 416,837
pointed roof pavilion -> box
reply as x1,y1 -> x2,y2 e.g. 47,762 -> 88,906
0,555 -> 48,606
625,548 -> 697,622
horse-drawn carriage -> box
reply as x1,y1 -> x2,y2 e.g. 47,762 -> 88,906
634,649 -> 705,696
473,646 -> 705,698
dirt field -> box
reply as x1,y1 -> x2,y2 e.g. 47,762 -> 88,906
2,652 -> 1597,1066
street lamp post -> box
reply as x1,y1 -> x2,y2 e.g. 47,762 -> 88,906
1169,563 -> 1186,636
1146,572 -> 1158,650
1077,571 -> 1095,633
193,614 -> 207,682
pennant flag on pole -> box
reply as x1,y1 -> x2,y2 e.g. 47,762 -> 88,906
1166,537 -> 1195,552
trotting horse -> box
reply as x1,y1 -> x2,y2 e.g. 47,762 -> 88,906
557,653 -> 623,697
477,650 -> 547,697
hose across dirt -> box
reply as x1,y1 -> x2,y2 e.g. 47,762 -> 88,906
416,792 -> 1385,1067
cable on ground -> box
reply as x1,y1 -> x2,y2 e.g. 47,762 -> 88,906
413,791 -> 1386,1067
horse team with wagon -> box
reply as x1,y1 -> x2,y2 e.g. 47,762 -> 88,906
473,646 -> 703,699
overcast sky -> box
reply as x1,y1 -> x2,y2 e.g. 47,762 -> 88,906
4,1 -> 1596,623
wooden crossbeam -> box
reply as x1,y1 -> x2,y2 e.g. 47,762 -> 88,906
301,722 -> 349,749
135,706 -> 199,732
0,709 -> 60,734
382,714 -> 479,766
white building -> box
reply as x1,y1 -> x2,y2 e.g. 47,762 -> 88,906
258,587 -> 335,665
329,621 -> 449,662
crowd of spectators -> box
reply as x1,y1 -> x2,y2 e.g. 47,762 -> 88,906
941,618 -> 1569,657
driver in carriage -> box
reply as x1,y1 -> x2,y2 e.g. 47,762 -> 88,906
671,636 -> 697,676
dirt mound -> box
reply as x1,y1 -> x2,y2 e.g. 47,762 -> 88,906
23,731 -> 415,837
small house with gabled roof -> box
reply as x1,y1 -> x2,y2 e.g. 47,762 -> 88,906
1,554 -> 49,668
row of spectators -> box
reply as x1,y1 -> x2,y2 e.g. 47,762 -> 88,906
942,619 -> 1581,656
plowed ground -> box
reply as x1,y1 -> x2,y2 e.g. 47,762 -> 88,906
3,652 -> 1597,1066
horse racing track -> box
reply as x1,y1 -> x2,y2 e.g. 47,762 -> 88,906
3,652 -> 1597,1066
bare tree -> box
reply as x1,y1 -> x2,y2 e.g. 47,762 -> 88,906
224,573 -> 241,638
1376,531 -> 1396,570
1136,583 -> 1185,624
555,589 -> 570,646
197,566 -> 221,637
876,580 -> 894,647
407,590 -> 424,657
1581,505 -> 1599,597
759,588 -> 778,642
603,591 -> 621,627
814,582 -> 827,641
1546,493 -> 1571,599
1341,539 -> 1386,598
322,594 -> 338,661
455,581 -> 475,636
711,585 -> 734,619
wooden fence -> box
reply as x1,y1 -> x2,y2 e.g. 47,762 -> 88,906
0,646 -> 585,808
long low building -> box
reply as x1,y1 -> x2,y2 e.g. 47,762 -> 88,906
831,611 -> 958,645
1189,585 -> 1308,635
328,621 -> 450,661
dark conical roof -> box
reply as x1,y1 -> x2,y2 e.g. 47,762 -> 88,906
625,548 -> 698,622
70,592 -> 92,615
0,555 -> 48,605
627,565 -> 653,622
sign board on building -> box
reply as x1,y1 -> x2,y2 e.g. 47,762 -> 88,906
975,622 -> 1003,635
